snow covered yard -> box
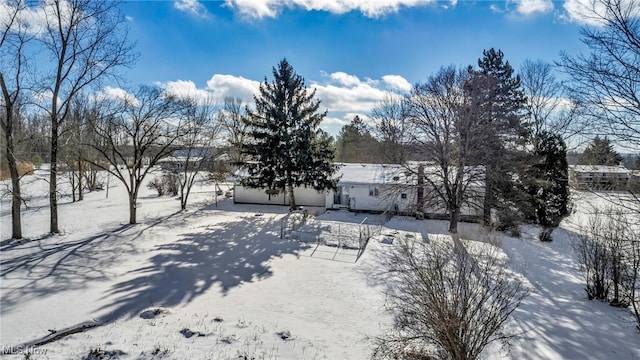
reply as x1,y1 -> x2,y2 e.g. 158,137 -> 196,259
1,170 -> 640,359
0,170 -> 390,359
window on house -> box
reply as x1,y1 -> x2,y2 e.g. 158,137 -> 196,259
369,187 -> 379,197
401,193 -> 407,199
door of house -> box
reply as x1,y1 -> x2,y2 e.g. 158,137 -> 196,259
334,185 -> 350,206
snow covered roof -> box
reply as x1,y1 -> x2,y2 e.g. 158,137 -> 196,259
233,162 -> 485,186
335,163 -> 407,185
569,165 -> 631,174
158,155 -> 204,163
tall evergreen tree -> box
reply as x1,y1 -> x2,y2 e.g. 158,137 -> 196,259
526,131 -> 570,237
241,59 -> 337,210
468,48 -> 529,225
335,116 -> 379,163
578,136 -> 623,166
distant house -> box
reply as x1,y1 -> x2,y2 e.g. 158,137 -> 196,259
233,162 -> 484,220
568,165 -> 632,190
158,148 -> 213,172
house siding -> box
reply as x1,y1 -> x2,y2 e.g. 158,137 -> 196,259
233,185 -> 326,207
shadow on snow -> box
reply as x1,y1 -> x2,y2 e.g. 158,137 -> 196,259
95,209 -> 310,322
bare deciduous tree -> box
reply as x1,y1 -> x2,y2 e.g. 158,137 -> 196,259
219,96 -> 249,165
405,66 -> 485,233
371,93 -> 410,164
175,94 -> 220,210
560,0 -> 640,148
520,59 -> 578,140
374,237 -> 528,360
0,0 -> 31,239
36,0 -> 136,233
87,85 -> 186,224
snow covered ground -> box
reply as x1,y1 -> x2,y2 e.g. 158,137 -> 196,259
1,168 -> 639,359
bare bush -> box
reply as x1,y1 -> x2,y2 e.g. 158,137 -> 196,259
572,215 -> 611,300
147,177 -> 166,196
164,173 -> 180,196
147,173 -> 180,197
572,207 -> 640,329
374,237 -> 528,360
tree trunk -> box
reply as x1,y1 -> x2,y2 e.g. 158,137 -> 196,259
78,158 -> 83,201
288,183 -> 296,210
128,191 -> 137,224
449,207 -> 461,234
71,170 -> 76,202
50,120 -> 59,233
1,78 -> 22,239
483,165 -> 493,226
7,141 -> 22,239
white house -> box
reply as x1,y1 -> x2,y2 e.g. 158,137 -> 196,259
233,162 -> 484,220
326,163 -> 413,212
233,185 -> 326,207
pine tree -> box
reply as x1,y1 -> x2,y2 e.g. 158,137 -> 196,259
527,131 -> 570,238
578,136 -> 623,166
468,48 -> 529,225
241,59 -> 337,209
335,116 -> 379,163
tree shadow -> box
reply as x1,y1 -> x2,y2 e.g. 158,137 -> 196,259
0,223 -> 134,312
0,211 -> 183,313
95,212 -> 310,322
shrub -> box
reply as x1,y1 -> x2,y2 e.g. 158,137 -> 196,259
495,209 -> 522,237
374,237 -> 529,360
32,154 -> 43,169
146,173 -> 181,196
147,177 -> 165,196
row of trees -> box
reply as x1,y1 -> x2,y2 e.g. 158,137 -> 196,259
373,1 -> 640,356
0,0 -> 256,238
1,0 -> 135,238
3,0 -> 639,236
342,50 -> 571,235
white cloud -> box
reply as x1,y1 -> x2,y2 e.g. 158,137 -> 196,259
312,71 -> 411,113
224,0 -> 436,19
96,86 -> 139,106
0,0 -> 49,35
157,71 -> 408,135
125,15 -> 134,22
162,75 -> 261,105
323,116 -> 351,126
514,0 -> 554,15
205,74 -> 261,101
490,4 -> 505,13
329,71 -> 361,87
312,81 -> 387,113
561,0 -> 640,26
0,0 -> 107,36
163,80 -> 212,103
382,75 -> 412,92
174,0 -> 209,18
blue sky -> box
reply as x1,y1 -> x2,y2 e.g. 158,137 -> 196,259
118,0 -> 592,135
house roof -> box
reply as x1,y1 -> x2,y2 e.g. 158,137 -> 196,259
335,162 -> 484,186
335,163 -> 407,185
234,162 -> 484,186
158,155 -> 204,163
569,165 -> 631,174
